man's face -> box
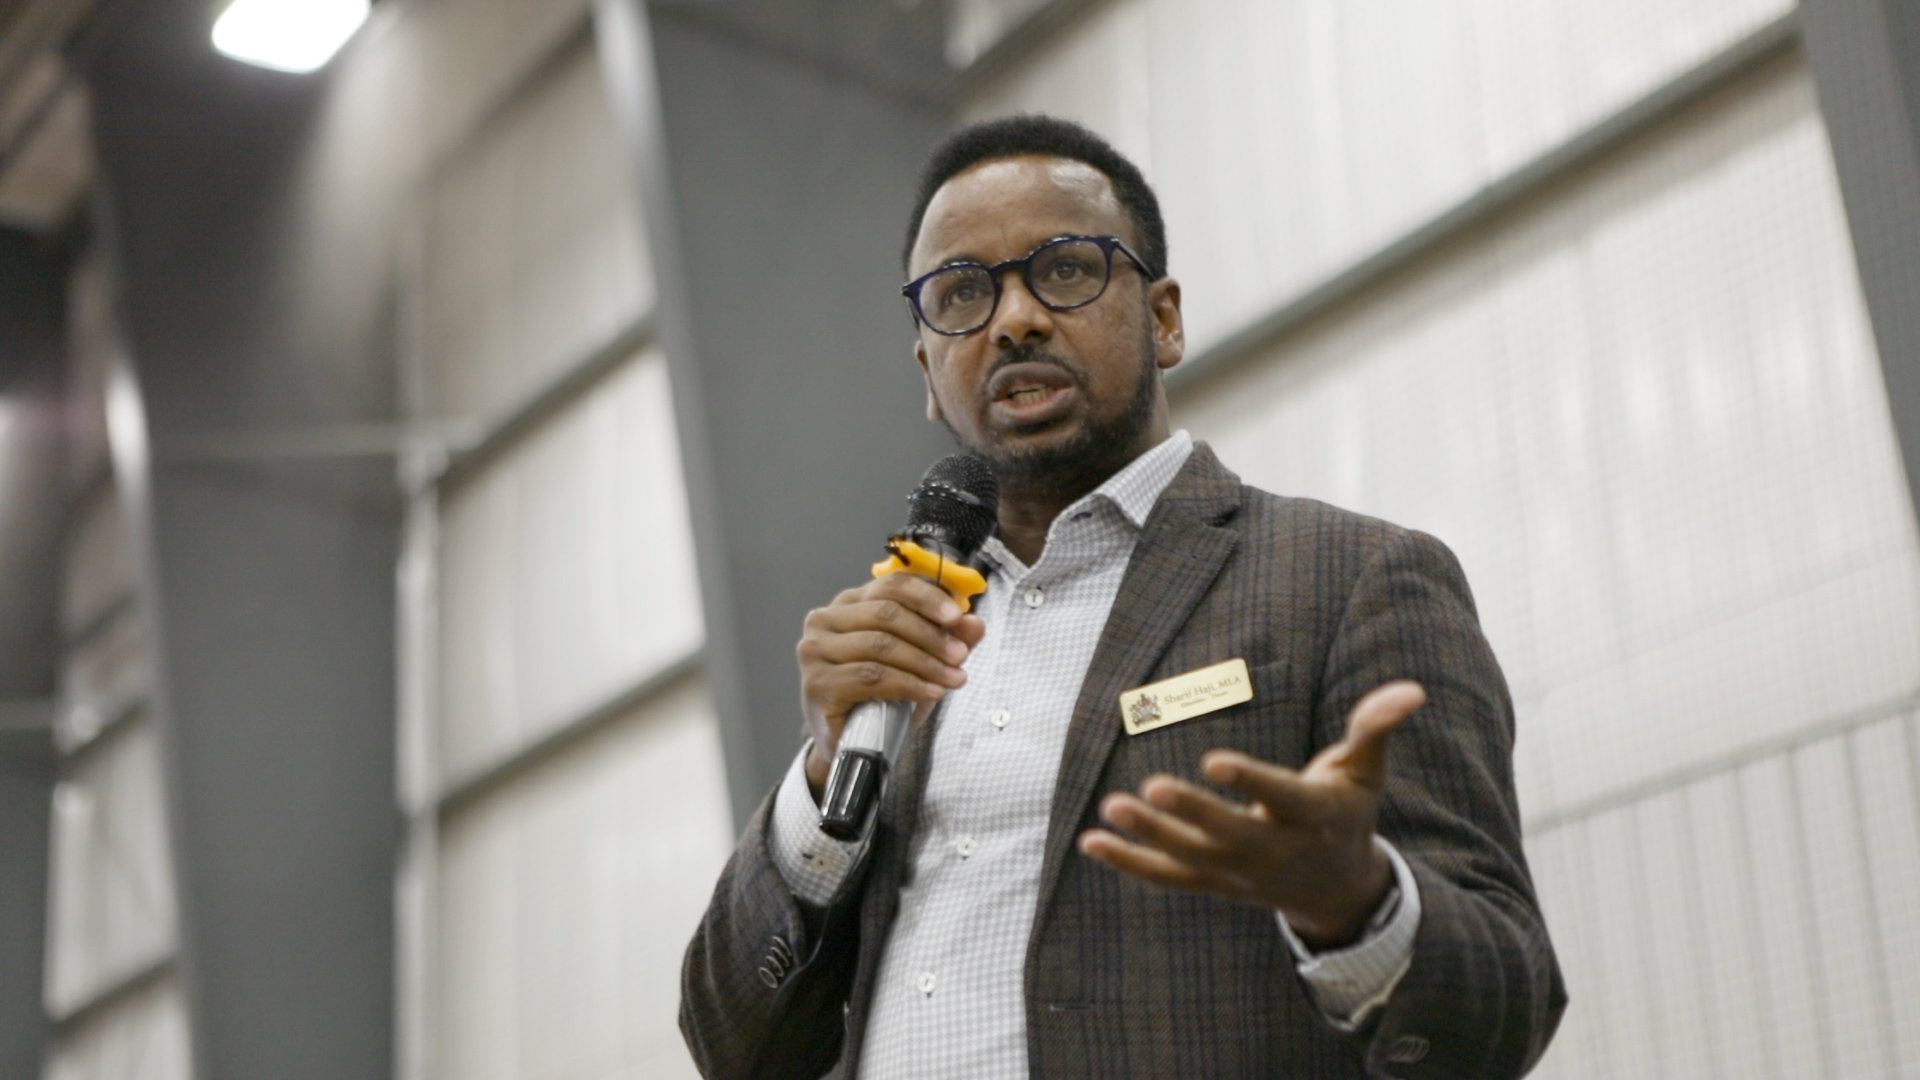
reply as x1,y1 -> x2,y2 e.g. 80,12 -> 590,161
908,155 -> 1184,493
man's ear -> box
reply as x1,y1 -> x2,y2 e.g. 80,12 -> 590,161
1149,278 -> 1185,372
916,339 -> 942,422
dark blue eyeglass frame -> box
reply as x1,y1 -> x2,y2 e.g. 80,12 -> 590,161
901,234 -> 1153,336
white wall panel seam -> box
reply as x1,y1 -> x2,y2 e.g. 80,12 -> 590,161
1841,737 -> 1903,1078
1727,775 -> 1787,1080
948,0 -> 1116,92
1783,753 -> 1842,1080
393,167 -> 440,1080
1622,809 -> 1674,1072
1161,11 -> 1802,395
428,311 -> 655,497
1669,792 -> 1725,1074
45,954 -> 170,1037
414,15 -> 597,202
433,649 -> 703,817
1525,686 -> 1920,836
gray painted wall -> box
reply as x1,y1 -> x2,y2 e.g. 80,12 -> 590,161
0,225 -> 67,1080
0,739 -> 52,1080
1803,1 -> 1920,522
601,0 -> 961,828
82,2 -> 401,1076
0,228 -> 67,701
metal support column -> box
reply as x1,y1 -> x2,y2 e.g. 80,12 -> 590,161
597,0 -> 958,826
1801,0 -> 1920,522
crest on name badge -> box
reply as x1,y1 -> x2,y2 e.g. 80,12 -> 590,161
1128,692 -> 1162,726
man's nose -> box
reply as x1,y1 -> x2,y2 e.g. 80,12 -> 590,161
988,267 -> 1055,348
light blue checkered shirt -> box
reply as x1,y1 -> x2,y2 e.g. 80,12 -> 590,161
771,431 -> 1419,1077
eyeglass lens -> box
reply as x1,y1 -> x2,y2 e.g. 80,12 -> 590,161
916,237 -> 1111,334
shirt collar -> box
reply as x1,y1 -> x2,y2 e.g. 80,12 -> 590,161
1087,429 -> 1194,529
977,430 -> 1195,575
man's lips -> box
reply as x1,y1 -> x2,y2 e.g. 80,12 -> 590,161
986,361 -> 1079,425
988,362 -> 1074,401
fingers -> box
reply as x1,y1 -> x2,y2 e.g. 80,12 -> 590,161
1323,680 -> 1425,791
1199,751 -> 1321,822
1082,775 -> 1269,903
869,571 -> 969,628
1077,827 -> 1252,901
949,611 -> 987,648
810,619 -> 966,687
1097,789 -> 1222,859
797,571 -> 985,752
1091,776 -> 1285,880
814,575 -> 969,654
1120,775 -> 1263,848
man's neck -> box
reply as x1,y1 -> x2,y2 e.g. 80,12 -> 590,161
994,477 -> 1093,566
992,436 -> 1168,565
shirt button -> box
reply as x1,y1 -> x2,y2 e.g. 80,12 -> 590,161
989,708 -> 1010,729
956,836 -> 978,858
1024,587 -> 1045,608
917,972 -> 937,995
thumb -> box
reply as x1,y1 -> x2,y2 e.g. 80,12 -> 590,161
1323,680 -> 1425,791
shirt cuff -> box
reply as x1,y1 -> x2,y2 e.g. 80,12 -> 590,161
768,741 -> 869,907
1275,836 -> 1422,1031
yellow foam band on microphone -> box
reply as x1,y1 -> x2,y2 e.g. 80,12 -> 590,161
870,538 -> 989,613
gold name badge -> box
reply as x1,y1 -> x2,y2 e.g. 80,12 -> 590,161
1119,658 -> 1254,736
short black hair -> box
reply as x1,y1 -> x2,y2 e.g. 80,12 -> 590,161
903,114 -> 1168,280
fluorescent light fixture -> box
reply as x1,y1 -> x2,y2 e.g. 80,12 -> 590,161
211,0 -> 370,74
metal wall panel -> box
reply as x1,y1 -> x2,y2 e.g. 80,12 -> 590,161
967,0 -> 1794,352
54,609 -> 146,753
434,676 -> 729,1080
404,15 -> 725,1079
966,7 -> 1920,1076
40,238 -> 185,1080
1176,60 -> 1919,824
42,719 -> 177,1019
42,976 -> 192,1080
61,250 -> 112,495
947,0 -> 1054,67
57,491 -> 128,640
421,40 -> 654,426
435,347 -> 702,784
1530,716 -> 1920,1080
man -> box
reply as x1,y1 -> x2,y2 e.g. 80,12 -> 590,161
681,115 -> 1565,1079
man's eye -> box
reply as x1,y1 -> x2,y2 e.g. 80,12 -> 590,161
1041,258 -> 1091,282
939,280 -> 986,309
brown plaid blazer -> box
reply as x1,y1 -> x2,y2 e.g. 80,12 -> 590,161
682,444 -> 1567,1079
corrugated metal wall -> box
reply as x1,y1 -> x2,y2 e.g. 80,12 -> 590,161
965,2 -> 1920,1077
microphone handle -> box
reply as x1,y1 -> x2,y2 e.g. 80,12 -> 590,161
818,698 -> 914,841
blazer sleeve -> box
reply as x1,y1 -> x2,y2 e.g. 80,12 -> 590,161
1313,527 -> 1568,1078
680,790 -> 863,1080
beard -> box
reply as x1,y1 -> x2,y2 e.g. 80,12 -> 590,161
939,320 -> 1161,499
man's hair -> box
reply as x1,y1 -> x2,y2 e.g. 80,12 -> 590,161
903,114 -> 1168,280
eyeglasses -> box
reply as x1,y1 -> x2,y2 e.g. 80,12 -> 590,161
902,234 -> 1152,336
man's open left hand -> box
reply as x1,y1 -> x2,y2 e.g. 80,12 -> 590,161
1077,680 -> 1427,949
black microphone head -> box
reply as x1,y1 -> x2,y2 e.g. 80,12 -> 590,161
902,454 -> 999,558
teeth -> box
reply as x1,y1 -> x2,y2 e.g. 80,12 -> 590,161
1008,386 -> 1049,404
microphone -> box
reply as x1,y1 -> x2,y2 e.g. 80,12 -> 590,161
817,454 -> 999,842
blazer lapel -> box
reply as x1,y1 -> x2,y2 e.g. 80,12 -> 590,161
1029,444 -> 1243,931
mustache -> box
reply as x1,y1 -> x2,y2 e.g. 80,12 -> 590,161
984,344 -> 1083,387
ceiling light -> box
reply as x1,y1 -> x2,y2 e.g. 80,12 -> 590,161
211,0 -> 371,74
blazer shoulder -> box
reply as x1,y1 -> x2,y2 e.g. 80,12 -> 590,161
1176,443 -> 1466,584
1233,484 -> 1425,552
